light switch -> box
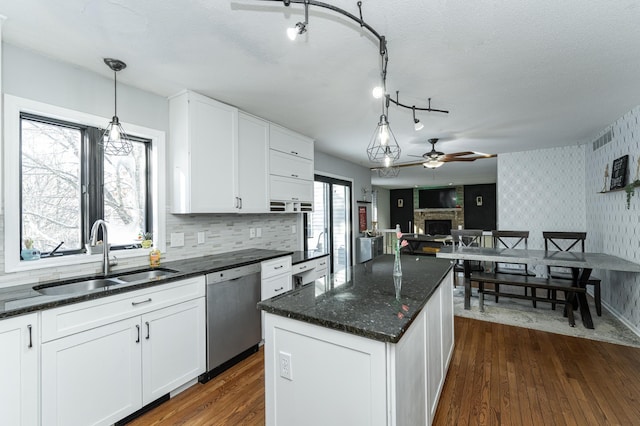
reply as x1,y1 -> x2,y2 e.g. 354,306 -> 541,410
249,228 -> 256,239
291,225 -> 296,234
170,232 -> 184,247
197,232 -> 205,244
256,227 -> 262,238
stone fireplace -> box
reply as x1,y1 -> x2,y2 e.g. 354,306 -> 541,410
413,208 -> 463,235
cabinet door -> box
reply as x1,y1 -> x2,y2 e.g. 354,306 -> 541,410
41,317 -> 142,426
0,314 -> 38,426
270,175 -> 313,203
269,124 -> 314,160
141,298 -> 206,405
426,284 -> 443,422
238,112 -> 269,213
189,94 -> 239,213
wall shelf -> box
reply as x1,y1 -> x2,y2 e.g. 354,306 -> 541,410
357,200 -> 372,204
598,180 -> 640,194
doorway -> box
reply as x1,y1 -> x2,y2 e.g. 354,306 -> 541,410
305,175 -> 352,278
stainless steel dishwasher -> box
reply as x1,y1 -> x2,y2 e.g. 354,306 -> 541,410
199,262 -> 261,383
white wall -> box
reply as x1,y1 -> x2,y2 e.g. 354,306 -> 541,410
584,106 -> 640,331
497,145 -> 586,251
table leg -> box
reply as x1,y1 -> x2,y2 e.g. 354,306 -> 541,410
464,260 -> 471,310
572,268 -> 594,329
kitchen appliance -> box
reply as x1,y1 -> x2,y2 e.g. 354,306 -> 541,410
356,236 -> 384,263
200,263 -> 261,383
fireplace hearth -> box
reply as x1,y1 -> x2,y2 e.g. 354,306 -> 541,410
425,220 -> 452,236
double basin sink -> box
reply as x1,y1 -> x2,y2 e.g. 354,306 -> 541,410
33,268 -> 179,296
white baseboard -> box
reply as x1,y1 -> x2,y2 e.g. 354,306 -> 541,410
590,288 -> 640,339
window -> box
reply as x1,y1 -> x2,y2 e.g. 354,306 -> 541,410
20,113 -> 151,256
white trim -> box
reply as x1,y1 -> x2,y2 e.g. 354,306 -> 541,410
597,293 -> 640,340
3,94 -> 166,273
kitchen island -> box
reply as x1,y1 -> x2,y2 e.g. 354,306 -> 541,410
258,254 -> 454,426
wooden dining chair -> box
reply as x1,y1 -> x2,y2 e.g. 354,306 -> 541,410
450,229 -> 484,288
543,231 -> 602,316
490,230 -> 537,306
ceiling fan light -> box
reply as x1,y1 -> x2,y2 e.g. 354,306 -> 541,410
423,160 -> 444,169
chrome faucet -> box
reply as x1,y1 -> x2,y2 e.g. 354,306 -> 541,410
90,219 -> 117,276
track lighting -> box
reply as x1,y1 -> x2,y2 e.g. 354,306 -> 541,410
412,106 -> 424,131
254,0 -> 450,172
287,0 -> 309,40
101,58 -> 132,156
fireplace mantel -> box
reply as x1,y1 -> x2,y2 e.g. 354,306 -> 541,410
414,208 -> 462,213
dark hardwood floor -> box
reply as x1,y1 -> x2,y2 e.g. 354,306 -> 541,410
129,317 -> 640,425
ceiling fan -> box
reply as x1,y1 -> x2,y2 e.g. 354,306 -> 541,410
400,138 -> 496,169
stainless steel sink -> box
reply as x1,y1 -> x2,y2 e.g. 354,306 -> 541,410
34,268 -> 178,296
116,268 -> 178,283
36,278 -> 126,295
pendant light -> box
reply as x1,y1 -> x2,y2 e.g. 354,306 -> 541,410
101,58 -> 133,156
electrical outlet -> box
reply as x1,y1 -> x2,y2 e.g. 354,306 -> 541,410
197,232 -> 205,244
256,227 -> 262,238
291,225 -> 296,234
170,232 -> 184,247
249,228 -> 256,239
279,351 -> 293,381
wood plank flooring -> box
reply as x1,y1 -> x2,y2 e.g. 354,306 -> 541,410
129,317 -> 640,425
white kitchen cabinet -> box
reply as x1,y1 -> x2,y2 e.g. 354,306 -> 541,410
268,124 -> 314,211
237,112 -> 269,212
41,277 -> 206,426
261,256 -> 292,340
41,317 -> 142,426
170,90 -> 239,213
141,298 -> 205,405
0,313 -> 39,426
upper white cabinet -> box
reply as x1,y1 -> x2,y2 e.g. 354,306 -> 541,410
170,90 -> 314,214
269,124 -> 314,212
0,313 -> 39,426
237,112 -> 269,213
170,90 -> 240,214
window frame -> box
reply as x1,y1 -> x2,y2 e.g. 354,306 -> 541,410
4,94 -> 166,273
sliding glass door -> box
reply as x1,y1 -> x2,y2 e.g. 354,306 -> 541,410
305,175 -> 352,277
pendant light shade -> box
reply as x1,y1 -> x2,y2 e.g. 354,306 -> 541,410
101,58 -> 133,156
367,114 -> 401,164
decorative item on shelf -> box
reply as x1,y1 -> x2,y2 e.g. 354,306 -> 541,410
21,237 -> 41,261
624,180 -> 640,209
610,155 -> 629,191
601,164 -> 609,193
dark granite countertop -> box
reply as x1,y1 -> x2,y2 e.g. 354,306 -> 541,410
290,250 -> 329,265
258,254 -> 452,343
0,248 -> 292,320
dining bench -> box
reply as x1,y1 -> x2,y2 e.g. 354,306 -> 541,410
471,271 -> 586,326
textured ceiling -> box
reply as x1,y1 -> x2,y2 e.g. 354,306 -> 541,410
1,0 -> 639,189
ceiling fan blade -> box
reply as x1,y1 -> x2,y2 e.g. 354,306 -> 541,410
444,151 -> 476,157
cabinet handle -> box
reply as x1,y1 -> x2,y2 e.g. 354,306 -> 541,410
239,197 -> 243,209
132,298 -> 152,306
27,324 -> 33,348
274,265 -> 284,270
145,321 -> 150,340
275,286 -> 284,292
291,174 -> 299,178
299,265 -> 307,270
319,261 -> 326,266
136,325 -> 140,343
291,197 -> 299,201
291,151 -> 298,155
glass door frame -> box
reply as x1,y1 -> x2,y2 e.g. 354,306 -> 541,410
304,174 -> 353,274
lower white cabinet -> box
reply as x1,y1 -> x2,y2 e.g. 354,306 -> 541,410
0,313 -> 39,426
41,278 -> 206,426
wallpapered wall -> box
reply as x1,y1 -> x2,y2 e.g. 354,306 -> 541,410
498,106 -> 640,333
585,105 -> 640,332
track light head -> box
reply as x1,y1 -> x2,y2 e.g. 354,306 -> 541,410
414,119 -> 424,131
287,21 -> 307,40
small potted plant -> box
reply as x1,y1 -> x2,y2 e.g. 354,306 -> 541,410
141,232 -> 153,248
21,237 -> 41,260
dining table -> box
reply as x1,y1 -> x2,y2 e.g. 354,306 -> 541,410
436,246 -> 640,329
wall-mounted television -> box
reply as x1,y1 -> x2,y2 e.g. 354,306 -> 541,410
418,188 -> 457,208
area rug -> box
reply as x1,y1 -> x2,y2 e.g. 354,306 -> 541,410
453,284 -> 640,348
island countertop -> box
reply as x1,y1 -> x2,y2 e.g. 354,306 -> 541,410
258,254 -> 452,343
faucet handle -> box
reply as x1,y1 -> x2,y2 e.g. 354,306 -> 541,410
109,256 -> 118,267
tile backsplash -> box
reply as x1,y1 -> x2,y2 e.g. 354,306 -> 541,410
0,209 -> 299,289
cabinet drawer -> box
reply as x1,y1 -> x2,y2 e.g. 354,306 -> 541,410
261,274 -> 292,300
269,124 -> 314,160
270,175 -> 313,202
41,276 -> 205,342
261,256 -> 292,279
270,150 -> 313,181
292,259 -> 316,275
